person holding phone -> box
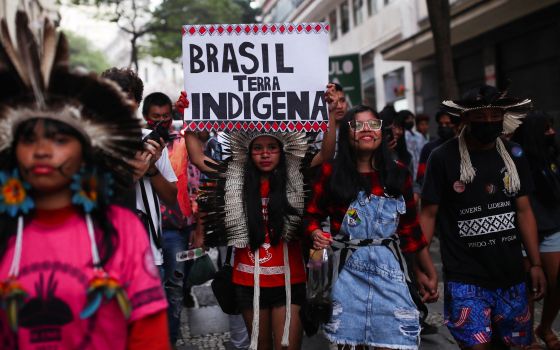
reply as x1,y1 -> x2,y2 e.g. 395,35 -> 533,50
379,105 -> 413,173
102,71 -> 178,280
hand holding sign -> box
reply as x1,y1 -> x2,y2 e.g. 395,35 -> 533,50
176,91 -> 189,115
324,83 -> 339,113
324,83 -> 336,104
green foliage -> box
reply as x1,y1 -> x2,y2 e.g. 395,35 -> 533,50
64,30 -> 111,73
148,0 -> 259,60
69,0 -> 259,63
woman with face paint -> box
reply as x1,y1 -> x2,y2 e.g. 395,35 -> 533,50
194,131 -> 327,350
305,105 -> 438,350
0,13 -> 169,350
512,111 -> 560,350
177,82 -> 338,349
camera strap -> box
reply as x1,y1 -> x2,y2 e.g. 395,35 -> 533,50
139,179 -> 162,249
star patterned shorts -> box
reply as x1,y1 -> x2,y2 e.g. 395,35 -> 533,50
444,281 -> 532,348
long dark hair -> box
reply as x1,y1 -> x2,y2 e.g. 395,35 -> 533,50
243,137 -> 298,251
329,105 -> 409,205
0,118 -> 118,267
512,111 -> 560,206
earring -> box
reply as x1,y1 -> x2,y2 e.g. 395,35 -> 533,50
69,168 -> 130,320
71,168 -> 113,213
80,269 -> 131,320
0,169 -> 34,217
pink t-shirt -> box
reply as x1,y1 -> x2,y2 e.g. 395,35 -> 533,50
0,206 -> 167,350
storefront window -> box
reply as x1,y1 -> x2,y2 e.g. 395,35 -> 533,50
341,2 -> 350,34
383,67 -> 406,105
329,10 -> 338,41
353,0 -> 363,26
267,0 -> 304,22
367,0 -> 378,16
361,51 -> 376,108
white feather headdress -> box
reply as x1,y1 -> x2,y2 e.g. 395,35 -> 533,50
442,98 -> 532,135
441,85 -> 532,135
198,131 -> 310,248
442,86 -> 532,192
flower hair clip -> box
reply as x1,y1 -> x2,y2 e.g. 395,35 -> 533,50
0,170 -> 34,217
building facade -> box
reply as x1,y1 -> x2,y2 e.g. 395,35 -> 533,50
260,0 -> 560,122
383,0 -> 560,119
260,0 -> 418,112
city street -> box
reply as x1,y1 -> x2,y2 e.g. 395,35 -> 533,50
1,2 -> 560,350
175,238 -> 560,349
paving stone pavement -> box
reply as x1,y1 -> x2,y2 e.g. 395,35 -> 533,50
175,238 -> 559,349
175,288 -> 455,350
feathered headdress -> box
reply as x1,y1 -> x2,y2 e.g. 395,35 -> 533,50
0,12 -> 139,330
441,85 -> 532,192
0,11 -> 141,188
197,131 -> 310,349
441,85 -> 532,135
198,131 -> 309,248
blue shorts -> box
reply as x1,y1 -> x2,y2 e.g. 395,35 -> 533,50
540,231 -> 560,253
444,281 -> 532,348
522,231 -> 560,256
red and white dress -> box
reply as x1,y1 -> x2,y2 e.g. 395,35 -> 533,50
232,179 -> 306,288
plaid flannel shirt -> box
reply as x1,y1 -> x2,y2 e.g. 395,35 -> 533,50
304,162 -> 427,253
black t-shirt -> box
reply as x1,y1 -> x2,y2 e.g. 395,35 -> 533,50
419,138 -> 449,165
422,139 -> 533,289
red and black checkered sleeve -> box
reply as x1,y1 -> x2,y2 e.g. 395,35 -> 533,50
415,142 -> 431,192
397,174 -> 428,253
304,162 -> 333,237
416,162 -> 426,188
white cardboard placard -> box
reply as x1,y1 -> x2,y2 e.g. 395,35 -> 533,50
182,23 -> 329,132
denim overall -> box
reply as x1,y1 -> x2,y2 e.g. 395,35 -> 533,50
324,191 -> 420,349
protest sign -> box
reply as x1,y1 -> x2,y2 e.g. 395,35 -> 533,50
182,23 -> 329,132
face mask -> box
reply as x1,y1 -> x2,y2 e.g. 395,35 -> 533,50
146,119 -> 172,130
469,121 -> 503,144
437,126 -> 455,140
403,121 -> 414,131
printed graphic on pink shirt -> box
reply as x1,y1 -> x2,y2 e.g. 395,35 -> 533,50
0,206 -> 167,350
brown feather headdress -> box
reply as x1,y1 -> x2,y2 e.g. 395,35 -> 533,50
0,11 -> 141,188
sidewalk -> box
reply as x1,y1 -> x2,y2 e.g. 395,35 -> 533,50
175,238 -> 559,349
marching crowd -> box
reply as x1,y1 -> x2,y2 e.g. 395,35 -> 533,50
1,11 -> 560,350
